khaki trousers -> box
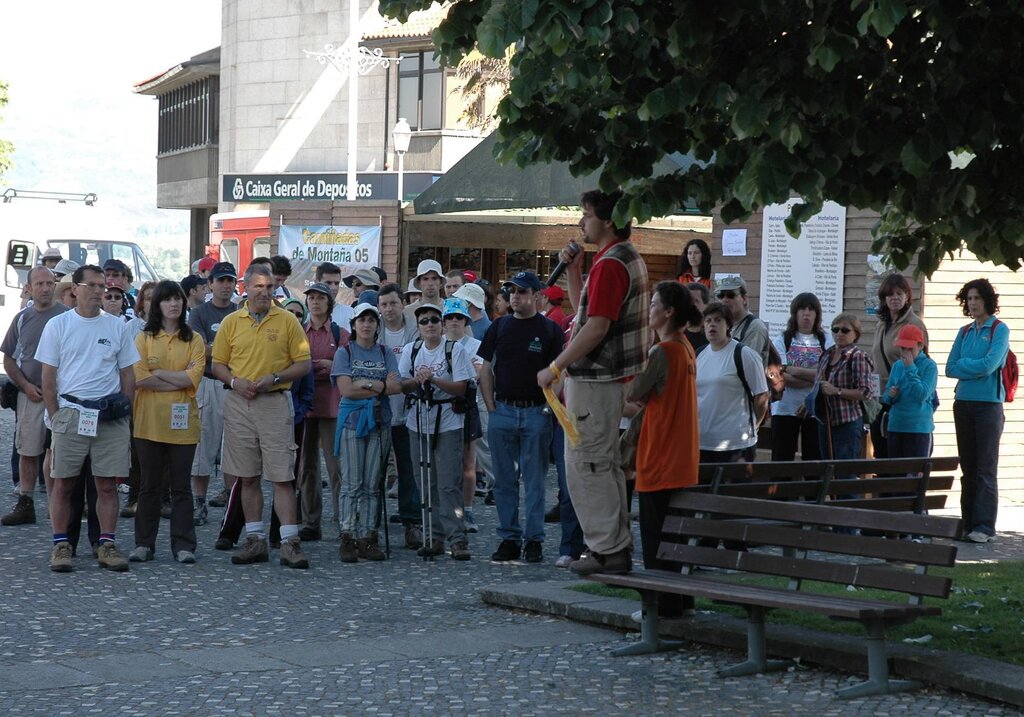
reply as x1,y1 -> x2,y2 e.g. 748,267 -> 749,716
564,378 -> 632,555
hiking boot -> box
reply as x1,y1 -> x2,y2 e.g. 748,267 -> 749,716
208,489 -> 229,508
298,526 -> 321,542
176,550 -> 196,564
463,509 -> 479,534
50,541 -> 73,573
544,504 -> 560,523
404,523 -> 423,550
491,539 -> 521,562
128,546 -> 154,562
483,490 -> 495,506
279,538 -> 309,569
1,494 -> 35,526
570,548 -> 632,577
214,536 -> 234,551
450,540 -> 471,561
193,503 -> 208,526
416,537 -> 445,558
358,532 -> 386,561
523,540 -> 543,563
339,533 -> 359,563
231,535 -> 269,564
96,543 -> 129,572
120,501 -> 137,518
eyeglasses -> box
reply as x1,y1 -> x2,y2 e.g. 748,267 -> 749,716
418,316 -> 442,325
77,282 -> 106,291
717,291 -> 738,300
831,326 -> 853,334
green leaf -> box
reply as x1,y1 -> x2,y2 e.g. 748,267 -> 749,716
869,0 -> 907,37
900,141 -> 929,177
780,123 -> 803,151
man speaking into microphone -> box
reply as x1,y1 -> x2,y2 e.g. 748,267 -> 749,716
536,190 -> 649,577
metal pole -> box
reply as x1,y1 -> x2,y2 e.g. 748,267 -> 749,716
397,151 -> 405,204
346,0 -> 359,201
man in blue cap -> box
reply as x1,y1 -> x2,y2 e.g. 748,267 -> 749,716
479,271 -> 563,563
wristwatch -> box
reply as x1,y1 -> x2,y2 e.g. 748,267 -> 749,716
364,381 -> 374,391
272,372 -> 281,385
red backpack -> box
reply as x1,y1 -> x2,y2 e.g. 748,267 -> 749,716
960,319 -> 1018,402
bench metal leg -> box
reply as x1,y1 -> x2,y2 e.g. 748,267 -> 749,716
611,592 -> 683,656
718,606 -> 790,677
836,621 -> 922,699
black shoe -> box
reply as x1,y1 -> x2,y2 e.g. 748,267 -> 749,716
160,501 -> 172,519
208,490 -> 229,508
389,514 -> 404,524
491,539 -> 521,562
214,537 -> 234,551
483,490 -> 495,506
298,526 -> 321,542
523,540 -> 543,563
544,505 -> 560,523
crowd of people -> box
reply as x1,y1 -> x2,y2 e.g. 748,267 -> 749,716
0,190 -> 1011,576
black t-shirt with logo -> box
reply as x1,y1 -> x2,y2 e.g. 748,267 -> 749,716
478,314 -> 563,403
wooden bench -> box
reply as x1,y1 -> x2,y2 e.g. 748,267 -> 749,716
589,491 -> 961,699
696,456 -> 960,515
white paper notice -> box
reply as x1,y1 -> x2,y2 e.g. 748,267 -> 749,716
758,199 -> 847,340
722,229 -> 747,256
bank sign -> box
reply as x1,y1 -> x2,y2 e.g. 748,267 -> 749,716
223,172 -> 439,203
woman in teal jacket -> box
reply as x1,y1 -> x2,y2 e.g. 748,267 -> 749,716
945,279 -> 1009,544
881,324 -> 937,458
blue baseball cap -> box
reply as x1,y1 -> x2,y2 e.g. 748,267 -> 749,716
503,270 -> 543,292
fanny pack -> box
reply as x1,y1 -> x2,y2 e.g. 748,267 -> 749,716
61,393 -> 132,422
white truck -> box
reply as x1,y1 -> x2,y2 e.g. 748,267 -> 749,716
1,189 -> 161,339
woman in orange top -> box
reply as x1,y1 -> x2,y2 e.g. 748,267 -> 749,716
676,238 -> 713,288
626,280 -> 702,616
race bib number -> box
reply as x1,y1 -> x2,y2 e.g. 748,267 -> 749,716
77,408 -> 99,437
171,403 -> 189,430
870,373 -> 881,396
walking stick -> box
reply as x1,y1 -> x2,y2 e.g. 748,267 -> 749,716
377,420 -> 391,559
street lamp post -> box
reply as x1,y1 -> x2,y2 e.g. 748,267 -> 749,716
392,118 -> 411,204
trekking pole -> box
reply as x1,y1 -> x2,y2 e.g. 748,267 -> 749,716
416,387 -> 434,562
377,420 -> 391,559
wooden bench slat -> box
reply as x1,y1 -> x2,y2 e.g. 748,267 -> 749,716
700,474 -> 954,499
697,456 -> 959,482
670,493 -> 961,538
590,571 -> 943,620
662,516 -> 958,567
655,544 -> 953,598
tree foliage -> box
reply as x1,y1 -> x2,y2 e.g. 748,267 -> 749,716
379,0 -> 1024,275
0,81 -> 14,182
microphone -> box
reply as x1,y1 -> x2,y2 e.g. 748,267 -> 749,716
547,241 -> 581,287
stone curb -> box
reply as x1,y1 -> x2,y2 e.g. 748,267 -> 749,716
480,580 -> 1024,708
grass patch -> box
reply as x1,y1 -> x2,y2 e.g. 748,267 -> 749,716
569,561 -> 1024,666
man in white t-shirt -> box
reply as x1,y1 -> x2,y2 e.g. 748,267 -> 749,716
36,264 -> 140,573
378,283 -> 422,548
398,302 -> 475,560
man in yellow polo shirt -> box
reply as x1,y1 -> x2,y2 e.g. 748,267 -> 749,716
211,263 -> 312,569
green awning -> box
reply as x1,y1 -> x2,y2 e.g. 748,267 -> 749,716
413,132 -> 702,215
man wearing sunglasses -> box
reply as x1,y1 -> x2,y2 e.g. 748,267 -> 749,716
715,275 -> 770,366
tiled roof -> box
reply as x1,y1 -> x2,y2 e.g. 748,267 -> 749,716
363,2 -> 448,41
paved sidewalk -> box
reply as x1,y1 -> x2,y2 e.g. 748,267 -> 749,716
0,406 -> 1021,714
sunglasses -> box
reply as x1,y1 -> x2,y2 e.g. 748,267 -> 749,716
717,291 -> 738,300
103,293 -> 123,301
831,326 -> 853,334
418,316 -> 442,325
506,286 -> 532,295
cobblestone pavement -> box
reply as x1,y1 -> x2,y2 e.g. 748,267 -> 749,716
0,409 -> 1017,715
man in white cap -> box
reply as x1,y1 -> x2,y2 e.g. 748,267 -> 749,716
40,248 -> 63,270
403,259 -> 444,324
454,283 -> 491,339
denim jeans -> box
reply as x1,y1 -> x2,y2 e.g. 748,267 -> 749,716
954,400 -> 1003,537
390,425 -> 421,524
552,420 -> 584,559
489,403 -> 552,543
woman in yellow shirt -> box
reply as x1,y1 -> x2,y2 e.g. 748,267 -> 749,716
129,280 -> 205,564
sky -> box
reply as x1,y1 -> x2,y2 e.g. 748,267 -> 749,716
0,1 -> 222,248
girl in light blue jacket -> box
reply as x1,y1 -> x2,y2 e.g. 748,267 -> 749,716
881,324 -> 937,458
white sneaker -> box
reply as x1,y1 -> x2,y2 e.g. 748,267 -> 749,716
176,550 -> 196,564
966,530 -> 994,543
554,554 -> 573,568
